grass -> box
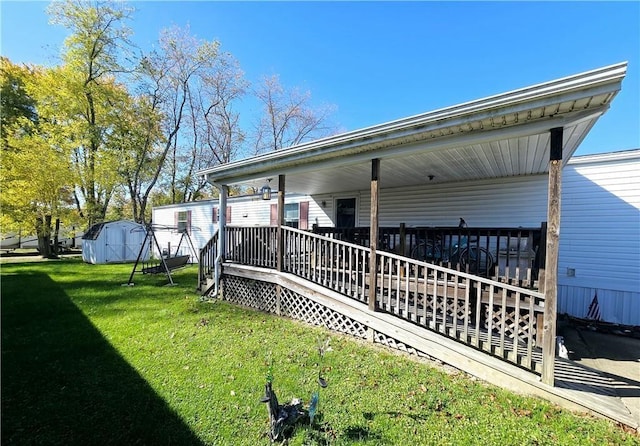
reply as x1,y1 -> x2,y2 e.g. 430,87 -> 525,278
1,259 -> 638,445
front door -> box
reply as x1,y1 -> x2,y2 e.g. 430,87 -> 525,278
335,198 -> 357,228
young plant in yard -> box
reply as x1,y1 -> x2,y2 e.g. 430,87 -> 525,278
309,337 -> 332,425
261,338 -> 333,442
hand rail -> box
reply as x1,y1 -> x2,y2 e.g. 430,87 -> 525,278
198,229 -> 219,293
209,225 -> 547,375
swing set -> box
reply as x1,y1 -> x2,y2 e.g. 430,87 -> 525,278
125,224 -> 199,286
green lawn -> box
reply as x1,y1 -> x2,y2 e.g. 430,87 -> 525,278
2,259 -> 638,445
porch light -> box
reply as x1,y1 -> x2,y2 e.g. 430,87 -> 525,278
261,179 -> 272,200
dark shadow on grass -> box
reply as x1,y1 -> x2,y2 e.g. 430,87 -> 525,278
1,271 -> 205,445
343,425 -> 381,442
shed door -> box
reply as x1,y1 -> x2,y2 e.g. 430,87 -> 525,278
123,229 -> 140,260
104,226 -> 124,262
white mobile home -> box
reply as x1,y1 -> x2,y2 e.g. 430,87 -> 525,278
154,150 -> 639,326
82,220 -> 149,264
190,64 -> 638,422
306,150 -> 640,326
151,193 -> 332,259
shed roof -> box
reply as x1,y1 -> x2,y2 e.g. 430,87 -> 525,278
199,63 -> 627,194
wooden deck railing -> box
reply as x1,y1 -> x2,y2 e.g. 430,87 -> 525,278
199,229 -> 219,291
375,249 -> 545,372
313,225 -> 544,289
201,225 -> 546,374
226,226 -> 278,268
282,227 -> 370,304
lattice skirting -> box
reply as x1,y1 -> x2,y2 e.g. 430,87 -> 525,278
486,307 -> 538,345
373,332 -> 430,359
220,275 -> 431,360
220,276 -> 278,313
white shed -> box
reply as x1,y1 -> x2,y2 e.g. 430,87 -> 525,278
82,220 -> 149,264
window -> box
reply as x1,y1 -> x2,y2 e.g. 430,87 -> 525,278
270,201 -> 309,229
212,206 -> 232,223
284,203 -> 299,228
176,211 -> 191,233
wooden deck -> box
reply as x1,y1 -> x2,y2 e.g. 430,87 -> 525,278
216,263 -> 638,430
199,226 -> 638,429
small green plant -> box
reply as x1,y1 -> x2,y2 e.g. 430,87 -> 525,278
309,337 -> 332,425
261,337 -> 333,442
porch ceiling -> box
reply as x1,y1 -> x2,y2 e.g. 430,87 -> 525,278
200,63 -> 627,194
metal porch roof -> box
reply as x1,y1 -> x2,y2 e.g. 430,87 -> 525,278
199,62 -> 627,194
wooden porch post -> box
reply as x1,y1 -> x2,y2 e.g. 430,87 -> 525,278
217,184 -> 228,289
219,185 -> 228,255
369,159 -> 380,312
276,175 -> 285,272
275,175 -> 285,315
541,127 -> 563,386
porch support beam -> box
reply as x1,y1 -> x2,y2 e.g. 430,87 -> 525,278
542,127 -> 563,386
216,184 -> 229,291
369,159 -> 380,312
277,175 -> 285,272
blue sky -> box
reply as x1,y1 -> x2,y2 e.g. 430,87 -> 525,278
1,1 -> 639,156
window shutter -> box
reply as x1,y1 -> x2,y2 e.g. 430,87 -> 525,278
174,211 -> 178,228
226,206 -> 232,223
212,207 -> 218,223
187,210 -> 192,234
270,204 -> 277,226
299,201 -> 309,230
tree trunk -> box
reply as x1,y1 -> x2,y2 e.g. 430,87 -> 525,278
35,215 -> 54,258
53,218 -> 61,255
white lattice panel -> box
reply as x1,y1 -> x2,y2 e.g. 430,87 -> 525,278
221,276 -> 278,312
280,288 -> 368,339
374,332 -> 430,359
221,276 -> 368,339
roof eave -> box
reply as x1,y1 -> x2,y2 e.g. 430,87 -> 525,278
199,62 -> 627,185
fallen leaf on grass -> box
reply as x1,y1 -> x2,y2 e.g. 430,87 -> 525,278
511,408 -> 532,417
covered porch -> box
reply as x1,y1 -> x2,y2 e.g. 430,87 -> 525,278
197,63 -> 637,427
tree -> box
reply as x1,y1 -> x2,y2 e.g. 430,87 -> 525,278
1,62 -> 77,257
48,0 -> 134,226
0,56 -> 37,150
132,25 -> 248,210
178,50 -> 247,202
109,83 -> 165,223
252,74 -> 337,155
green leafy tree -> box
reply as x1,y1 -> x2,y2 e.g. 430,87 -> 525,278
48,0 -> 134,226
0,56 -> 38,150
1,62 -> 78,257
109,83 -> 165,223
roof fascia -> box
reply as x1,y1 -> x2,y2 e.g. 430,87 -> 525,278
568,148 -> 640,165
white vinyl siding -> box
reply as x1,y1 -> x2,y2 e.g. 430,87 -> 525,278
313,175 -> 549,229
152,194 -> 332,255
558,154 -> 639,292
557,151 -> 640,325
